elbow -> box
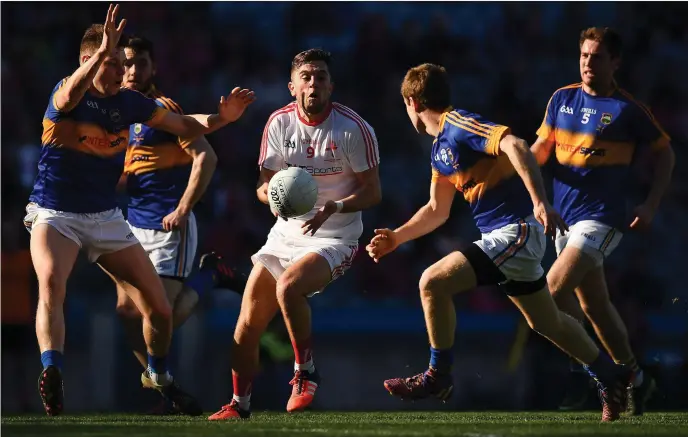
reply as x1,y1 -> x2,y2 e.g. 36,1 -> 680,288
204,148 -> 218,170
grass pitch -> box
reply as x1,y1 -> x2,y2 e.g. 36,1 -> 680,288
2,411 -> 688,437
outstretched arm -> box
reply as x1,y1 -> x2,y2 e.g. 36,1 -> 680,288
53,4 -> 126,112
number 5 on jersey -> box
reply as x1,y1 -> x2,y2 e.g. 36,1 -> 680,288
581,113 -> 590,124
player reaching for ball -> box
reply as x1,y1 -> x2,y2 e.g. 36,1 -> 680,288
208,48 -> 381,420
366,64 -> 632,422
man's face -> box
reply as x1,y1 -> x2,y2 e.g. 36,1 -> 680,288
123,48 -> 155,93
580,39 -> 619,89
289,61 -> 333,115
85,47 -> 125,96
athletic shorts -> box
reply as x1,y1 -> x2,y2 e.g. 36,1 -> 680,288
128,212 -> 198,279
555,219 -> 622,266
252,227 -> 358,296
24,202 -> 138,263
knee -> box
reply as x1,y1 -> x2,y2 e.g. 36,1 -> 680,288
234,318 -> 264,347
115,300 -> 141,321
36,272 -> 67,307
275,274 -> 299,305
580,298 -> 610,321
419,267 -> 448,299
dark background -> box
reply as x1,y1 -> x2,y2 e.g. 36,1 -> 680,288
2,2 -> 687,413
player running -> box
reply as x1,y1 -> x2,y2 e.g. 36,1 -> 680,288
24,4 -> 254,416
530,27 -> 674,414
367,63 -> 632,422
208,48 -> 382,420
113,34 -> 250,414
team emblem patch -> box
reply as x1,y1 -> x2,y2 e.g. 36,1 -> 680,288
600,113 -> 613,125
109,108 -> 121,123
134,124 -> 142,134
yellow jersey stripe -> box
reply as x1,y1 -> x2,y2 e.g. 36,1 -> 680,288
444,117 -> 491,139
447,112 -> 496,135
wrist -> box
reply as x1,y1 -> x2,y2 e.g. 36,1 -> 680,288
334,201 -> 344,213
176,203 -> 191,216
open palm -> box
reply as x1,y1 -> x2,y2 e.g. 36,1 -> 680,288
218,87 -> 257,123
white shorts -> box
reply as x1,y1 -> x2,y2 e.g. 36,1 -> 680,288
24,202 -> 138,263
474,215 -> 546,283
555,220 -> 622,266
128,213 -> 198,279
252,228 -> 358,296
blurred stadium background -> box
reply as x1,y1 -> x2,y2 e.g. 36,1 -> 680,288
2,2 -> 687,413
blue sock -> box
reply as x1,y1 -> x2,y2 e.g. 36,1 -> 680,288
585,352 -> 615,383
570,358 -> 586,374
429,347 -> 453,374
185,269 -> 216,298
41,350 -> 63,370
147,354 -> 168,375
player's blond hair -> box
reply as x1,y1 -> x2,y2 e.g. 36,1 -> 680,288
579,27 -> 623,59
79,24 -> 126,61
400,63 -> 451,111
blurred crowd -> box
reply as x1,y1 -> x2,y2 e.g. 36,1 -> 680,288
3,2 -> 687,329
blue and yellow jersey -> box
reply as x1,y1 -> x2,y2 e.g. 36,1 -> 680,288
29,78 -> 166,213
537,83 -> 671,228
124,86 -> 193,230
431,109 -> 532,233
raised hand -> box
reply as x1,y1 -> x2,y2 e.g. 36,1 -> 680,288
218,87 -> 257,123
100,4 -> 127,54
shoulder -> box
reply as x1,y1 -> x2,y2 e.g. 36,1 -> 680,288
615,88 -> 654,118
442,109 -> 501,136
332,102 -> 375,136
149,89 -> 184,114
52,77 -> 69,93
265,102 -> 297,128
550,83 -> 582,102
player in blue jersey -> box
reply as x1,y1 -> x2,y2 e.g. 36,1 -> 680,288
109,34 -> 249,414
367,63 -> 632,422
531,27 -> 675,415
23,5 -> 255,416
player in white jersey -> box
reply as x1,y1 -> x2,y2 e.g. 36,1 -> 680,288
209,49 -> 382,420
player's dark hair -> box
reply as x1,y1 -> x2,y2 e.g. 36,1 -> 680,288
79,24 -> 125,60
579,27 -> 623,59
401,63 -> 451,112
125,35 -> 155,62
291,48 -> 332,74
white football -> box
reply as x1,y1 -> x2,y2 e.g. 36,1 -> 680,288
268,167 -> 318,218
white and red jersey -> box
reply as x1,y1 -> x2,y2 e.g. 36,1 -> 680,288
259,101 -> 380,243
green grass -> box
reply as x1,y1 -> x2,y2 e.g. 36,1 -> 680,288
2,412 -> 688,437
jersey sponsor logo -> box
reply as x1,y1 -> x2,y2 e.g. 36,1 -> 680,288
560,105 -> 574,115
460,179 -> 477,191
579,147 -> 606,157
131,155 -> 150,162
79,135 -> 127,149
285,162 -> 343,176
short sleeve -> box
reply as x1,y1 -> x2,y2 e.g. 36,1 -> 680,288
259,115 -> 284,170
345,117 -> 380,173
442,112 -> 510,157
45,78 -> 68,120
536,91 -> 559,142
631,102 -> 671,152
125,89 -> 168,127
154,96 -> 194,149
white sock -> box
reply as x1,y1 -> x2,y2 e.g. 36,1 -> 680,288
634,369 -> 644,387
149,369 -> 173,386
232,394 -> 251,410
295,359 -> 315,373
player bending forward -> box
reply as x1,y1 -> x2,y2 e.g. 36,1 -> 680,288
209,48 -> 381,420
367,64 -> 631,422
24,5 -> 254,416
